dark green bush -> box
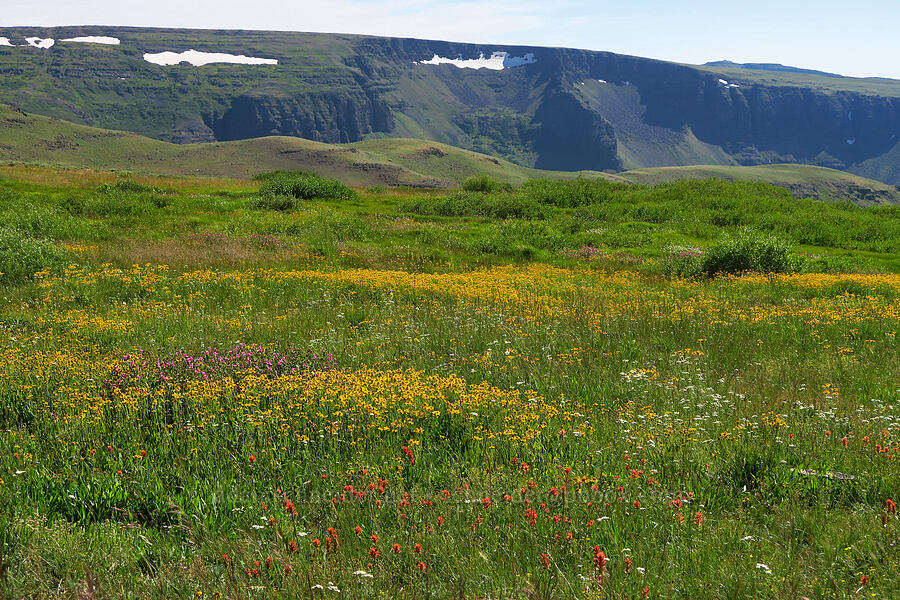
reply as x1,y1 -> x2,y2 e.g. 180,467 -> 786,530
462,175 -> 513,194
0,228 -> 70,284
701,228 -> 799,276
257,172 -> 358,202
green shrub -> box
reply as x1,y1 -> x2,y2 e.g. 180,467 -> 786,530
87,179 -> 170,215
701,228 -> 800,276
521,178 -> 628,208
257,172 -> 357,202
0,228 -> 70,284
462,175 -> 513,194
96,180 -> 162,195
252,195 -> 297,212
400,192 -> 547,219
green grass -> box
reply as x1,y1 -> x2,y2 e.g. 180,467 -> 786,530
0,167 -> 899,599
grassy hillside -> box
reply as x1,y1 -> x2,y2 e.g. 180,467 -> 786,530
4,103 -> 898,206
0,104 -> 612,186
618,164 -> 900,205
695,63 -> 900,96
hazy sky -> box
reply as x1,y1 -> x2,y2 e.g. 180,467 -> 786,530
2,0 -> 897,79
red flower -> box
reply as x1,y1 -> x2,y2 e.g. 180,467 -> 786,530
416,561 -> 426,571
288,540 -> 298,553
392,543 -> 401,554
482,497 -> 492,508
355,526 -> 363,535
369,547 -> 380,559
694,511 -> 704,527
370,534 -> 379,543
222,554 -> 229,563
541,553 -> 550,569
633,500 -> 641,509
436,517 -> 444,526
414,543 -> 422,554
860,575 -> 870,585
593,546 -> 607,573
887,499 -> 897,514
312,538 -> 321,548
265,557 -> 273,569
249,455 -> 256,463
284,564 -> 292,574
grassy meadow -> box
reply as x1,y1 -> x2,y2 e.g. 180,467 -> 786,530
0,168 -> 898,599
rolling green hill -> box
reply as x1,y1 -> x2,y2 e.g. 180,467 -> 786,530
3,103 -> 897,204
0,103 -> 616,186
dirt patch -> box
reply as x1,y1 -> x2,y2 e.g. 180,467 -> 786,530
38,135 -> 79,152
405,146 -> 448,160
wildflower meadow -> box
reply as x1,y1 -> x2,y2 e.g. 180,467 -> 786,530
0,169 -> 898,599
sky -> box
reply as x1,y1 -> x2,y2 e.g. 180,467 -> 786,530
1,0 -> 898,79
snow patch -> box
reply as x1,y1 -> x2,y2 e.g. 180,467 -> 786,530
62,36 -> 120,45
25,37 -> 55,49
718,78 -> 729,85
143,49 -> 278,66
416,51 -> 536,71
0,37 -> 14,47
846,138 -> 856,145
597,79 -> 607,84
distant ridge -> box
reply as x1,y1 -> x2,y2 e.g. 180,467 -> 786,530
1,26 -> 900,184
703,60 -> 843,78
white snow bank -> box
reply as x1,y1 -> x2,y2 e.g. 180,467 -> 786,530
416,51 -> 536,71
0,37 -> 14,47
597,79 -> 607,84
717,78 -> 729,85
143,49 -> 277,66
25,37 -> 55,49
61,36 -> 120,45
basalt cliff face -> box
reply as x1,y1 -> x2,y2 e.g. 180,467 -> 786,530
0,26 -> 898,182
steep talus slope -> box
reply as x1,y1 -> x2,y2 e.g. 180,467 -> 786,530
0,26 -> 898,182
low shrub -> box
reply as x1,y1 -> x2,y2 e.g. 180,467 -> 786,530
257,172 -> 358,202
462,175 -> 513,194
252,195 -> 297,211
520,178 -> 628,208
96,180 -> 162,195
701,228 -> 799,276
400,192 -> 547,219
